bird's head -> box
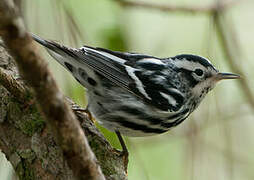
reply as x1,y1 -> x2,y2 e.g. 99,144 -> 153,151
171,54 -> 240,102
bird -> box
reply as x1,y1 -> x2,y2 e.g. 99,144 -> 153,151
32,34 -> 240,156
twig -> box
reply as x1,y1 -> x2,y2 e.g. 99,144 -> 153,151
115,0 -> 241,14
213,11 -> 254,110
0,1 -> 105,180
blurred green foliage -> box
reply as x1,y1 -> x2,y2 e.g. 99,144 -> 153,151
1,0 -> 254,179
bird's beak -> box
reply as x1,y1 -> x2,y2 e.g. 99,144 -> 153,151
215,72 -> 240,81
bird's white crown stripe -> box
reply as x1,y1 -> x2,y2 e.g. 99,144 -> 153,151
172,58 -> 205,72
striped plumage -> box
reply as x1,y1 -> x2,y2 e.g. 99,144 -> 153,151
32,35 -> 240,137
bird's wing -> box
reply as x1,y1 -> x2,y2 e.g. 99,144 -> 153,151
89,46 -> 156,63
32,35 -> 184,112
32,35 -> 153,98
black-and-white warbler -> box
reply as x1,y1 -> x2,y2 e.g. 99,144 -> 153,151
32,35 -> 239,138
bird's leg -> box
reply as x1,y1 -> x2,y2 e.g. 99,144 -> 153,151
72,107 -> 96,123
115,130 -> 129,171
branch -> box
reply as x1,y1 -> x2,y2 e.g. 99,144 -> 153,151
0,1 -> 105,180
115,0 -> 241,14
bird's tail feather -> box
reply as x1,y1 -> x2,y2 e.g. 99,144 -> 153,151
31,33 -> 97,89
31,33 -> 80,69
31,34 -> 57,50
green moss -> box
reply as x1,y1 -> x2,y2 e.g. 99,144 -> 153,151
21,113 -> 45,136
16,159 -> 35,180
18,149 -> 36,163
101,161 -> 118,176
88,137 -> 120,176
7,101 -> 45,136
15,149 -> 36,180
88,138 -> 101,152
24,90 -> 34,102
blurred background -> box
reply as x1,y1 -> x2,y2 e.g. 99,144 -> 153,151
1,0 -> 254,179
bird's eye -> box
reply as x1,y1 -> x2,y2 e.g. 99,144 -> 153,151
194,69 -> 204,76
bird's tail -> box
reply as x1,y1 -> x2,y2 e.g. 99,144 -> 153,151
31,34 -> 99,89
31,34 -> 52,49
31,33 -> 81,71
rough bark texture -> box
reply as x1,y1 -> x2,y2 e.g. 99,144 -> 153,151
0,39 -> 127,180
